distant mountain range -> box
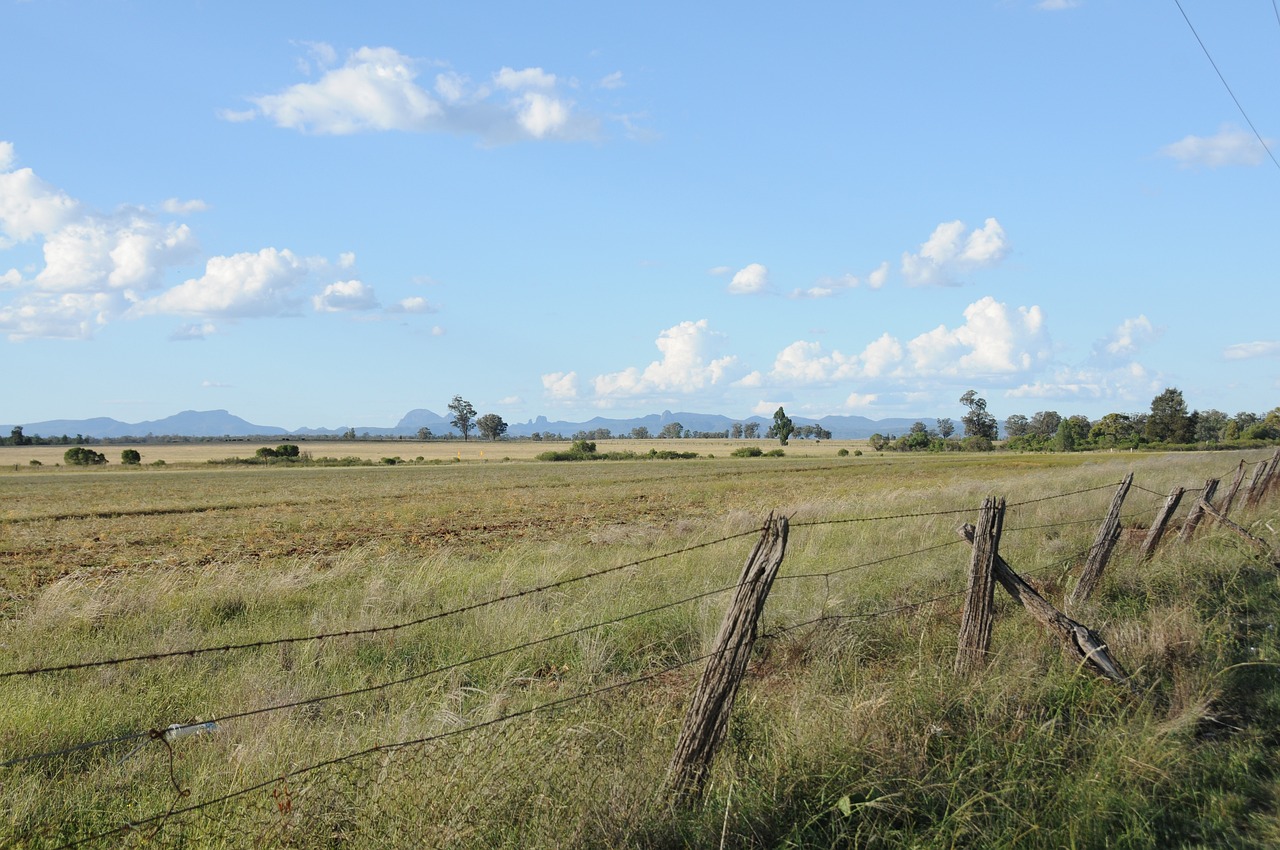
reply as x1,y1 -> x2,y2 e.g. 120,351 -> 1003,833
3,409 -> 939,441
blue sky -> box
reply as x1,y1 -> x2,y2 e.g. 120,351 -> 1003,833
2,1 -> 1277,430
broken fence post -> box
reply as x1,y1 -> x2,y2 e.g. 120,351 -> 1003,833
1178,477 -> 1220,544
1069,473 -> 1133,608
666,513 -> 788,804
959,525 -> 1131,689
954,497 -> 1005,676
1139,486 -> 1185,561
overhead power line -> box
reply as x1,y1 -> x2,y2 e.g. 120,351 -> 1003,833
1173,0 -> 1280,174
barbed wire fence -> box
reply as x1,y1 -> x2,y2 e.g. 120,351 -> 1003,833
2,448 -> 1278,847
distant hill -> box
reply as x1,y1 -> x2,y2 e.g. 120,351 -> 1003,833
3,408 -> 937,441
4,410 -> 287,439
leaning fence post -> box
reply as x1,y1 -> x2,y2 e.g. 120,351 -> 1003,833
1260,449 -> 1280,503
959,524 -> 1131,689
954,497 -> 1005,676
1069,473 -> 1133,608
666,513 -> 788,804
1196,500 -> 1280,568
1178,478 -> 1220,544
1218,460 -> 1248,518
1243,455 -> 1273,509
1139,486 -> 1185,561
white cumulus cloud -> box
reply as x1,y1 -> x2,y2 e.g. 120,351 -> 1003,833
134,248 -> 310,318
1160,124 -> 1272,169
901,218 -> 1010,286
313,279 -> 378,312
388,296 -> 438,314
727,263 -> 769,295
542,370 -> 580,399
593,320 -> 738,397
1223,340 -> 1280,360
907,296 -> 1047,375
233,46 -> 594,143
161,198 -> 209,215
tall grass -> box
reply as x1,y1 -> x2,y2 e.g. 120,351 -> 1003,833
1,449 -> 1277,847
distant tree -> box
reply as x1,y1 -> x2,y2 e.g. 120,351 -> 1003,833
868,433 -> 890,452
476,413 -> 508,441
630,426 -> 651,440
659,422 -> 684,439
64,446 -> 107,466
959,390 -> 998,441
416,427 -> 433,440
448,395 -> 478,441
1146,387 -> 1192,443
730,422 -> 743,439
120,449 -> 142,465
768,407 -> 794,446
1053,417 -> 1090,453
1028,410 -> 1062,438
1195,410 -> 1229,443
1003,414 -> 1029,438
342,427 -> 357,440
743,422 -> 760,439
936,417 -> 956,439
9,425 -> 31,446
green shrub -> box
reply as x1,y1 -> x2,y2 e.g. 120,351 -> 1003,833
731,446 -> 764,458
120,449 -> 142,465
837,448 -> 849,457
854,449 -> 862,456
64,446 -> 107,466
764,448 -> 785,457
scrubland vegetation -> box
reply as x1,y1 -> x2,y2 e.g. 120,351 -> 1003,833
1,448 -> 1278,848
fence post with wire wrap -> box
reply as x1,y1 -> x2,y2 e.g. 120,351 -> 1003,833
666,512 -> 788,804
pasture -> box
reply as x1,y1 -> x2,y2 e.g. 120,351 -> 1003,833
2,447 -> 1278,848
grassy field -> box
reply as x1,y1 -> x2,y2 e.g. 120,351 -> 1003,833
1,437 -> 860,467
1,447 -> 1278,848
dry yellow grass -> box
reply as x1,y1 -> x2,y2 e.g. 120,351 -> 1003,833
0,437 -> 866,467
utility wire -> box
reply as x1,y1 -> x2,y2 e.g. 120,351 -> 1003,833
1173,0 -> 1280,174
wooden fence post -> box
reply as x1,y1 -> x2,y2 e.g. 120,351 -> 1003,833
666,513 -> 788,804
1068,473 -> 1133,608
1178,478 -> 1220,544
1243,455 -> 1274,509
1218,460 -> 1248,517
1196,500 -> 1280,568
954,497 -> 1005,676
1139,486 -> 1185,561
959,525 -> 1130,688
1260,449 -> 1280,502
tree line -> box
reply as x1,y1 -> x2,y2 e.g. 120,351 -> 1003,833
869,388 -> 1280,454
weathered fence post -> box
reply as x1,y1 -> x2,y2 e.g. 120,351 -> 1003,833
1218,460 -> 1248,517
666,513 -> 788,803
1260,448 -> 1280,502
1178,477 -> 1220,544
954,497 -> 1005,676
1139,486 -> 1185,561
1068,473 -> 1133,608
1243,453 -> 1275,509
959,525 -> 1131,688
1196,500 -> 1280,568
